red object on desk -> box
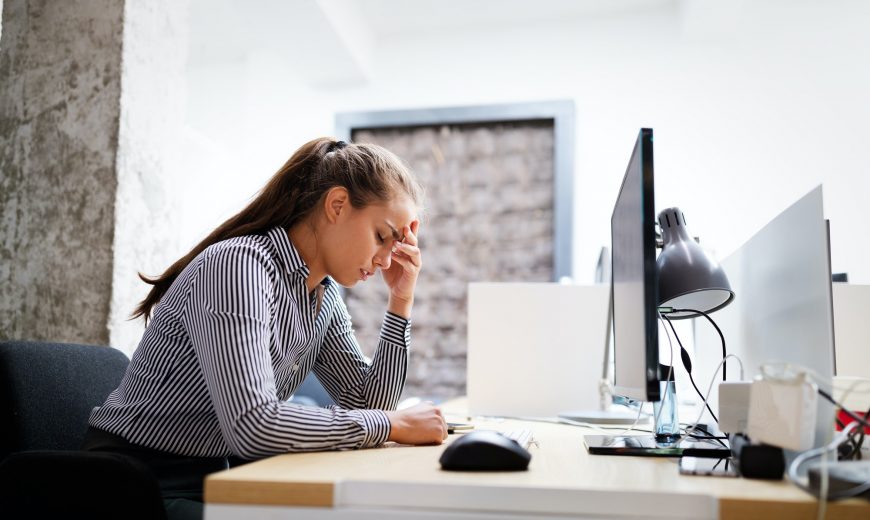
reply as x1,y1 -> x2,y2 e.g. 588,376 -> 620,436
836,410 -> 870,434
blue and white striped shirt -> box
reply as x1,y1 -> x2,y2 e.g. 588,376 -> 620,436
89,227 -> 410,459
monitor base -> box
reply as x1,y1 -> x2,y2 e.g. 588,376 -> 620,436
584,434 -> 731,458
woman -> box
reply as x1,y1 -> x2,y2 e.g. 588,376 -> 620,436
83,138 -> 447,519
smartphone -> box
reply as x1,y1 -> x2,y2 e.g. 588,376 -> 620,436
679,456 -> 738,478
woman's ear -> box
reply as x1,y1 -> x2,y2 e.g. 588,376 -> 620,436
324,187 -> 349,224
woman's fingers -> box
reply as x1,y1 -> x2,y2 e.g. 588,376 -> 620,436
392,242 -> 421,267
402,224 -> 419,247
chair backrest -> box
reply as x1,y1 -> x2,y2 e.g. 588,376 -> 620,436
0,341 -> 128,460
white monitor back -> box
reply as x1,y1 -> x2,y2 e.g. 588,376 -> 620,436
695,186 -> 836,447
832,284 -> 870,412
467,283 -> 609,418
832,284 -> 870,377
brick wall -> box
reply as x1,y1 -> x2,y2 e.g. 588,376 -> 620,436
347,121 -> 555,400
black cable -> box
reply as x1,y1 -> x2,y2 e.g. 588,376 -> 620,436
670,308 -> 728,382
841,402 -> 870,460
818,389 -> 870,430
855,406 -> 870,460
686,423 -> 728,448
662,315 -> 719,424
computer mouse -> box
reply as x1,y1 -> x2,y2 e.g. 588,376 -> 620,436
439,430 -> 531,471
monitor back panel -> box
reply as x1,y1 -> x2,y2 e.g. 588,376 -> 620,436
695,186 -> 836,448
467,283 -> 609,418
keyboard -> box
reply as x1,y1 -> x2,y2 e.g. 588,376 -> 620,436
500,429 -> 535,450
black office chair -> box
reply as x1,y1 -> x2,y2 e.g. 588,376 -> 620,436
0,341 -> 167,519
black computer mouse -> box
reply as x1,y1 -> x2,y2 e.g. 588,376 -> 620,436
439,430 -> 531,471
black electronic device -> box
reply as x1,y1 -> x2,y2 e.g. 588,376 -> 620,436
729,433 -> 784,480
439,431 -> 531,471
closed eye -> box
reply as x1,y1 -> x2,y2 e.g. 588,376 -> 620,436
376,233 -> 385,244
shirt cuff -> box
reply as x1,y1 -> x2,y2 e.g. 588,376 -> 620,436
380,311 -> 411,347
351,409 -> 391,448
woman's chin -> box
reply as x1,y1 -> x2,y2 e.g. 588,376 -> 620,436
336,275 -> 360,288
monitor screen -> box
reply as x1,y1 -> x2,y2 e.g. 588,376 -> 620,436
611,128 -> 660,402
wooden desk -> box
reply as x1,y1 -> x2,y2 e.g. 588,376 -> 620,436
205,404 -> 870,520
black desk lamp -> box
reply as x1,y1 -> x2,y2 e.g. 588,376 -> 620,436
656,208 -> 734,318
567,210 -> 735,427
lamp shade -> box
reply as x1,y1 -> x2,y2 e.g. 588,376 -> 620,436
656,208 -> 734,319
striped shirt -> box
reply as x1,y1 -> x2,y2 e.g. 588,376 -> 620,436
89,227 -> 410,459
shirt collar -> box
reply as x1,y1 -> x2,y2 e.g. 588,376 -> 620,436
265,227 -> 332,289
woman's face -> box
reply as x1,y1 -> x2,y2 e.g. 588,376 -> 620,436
322,190 -> 418,287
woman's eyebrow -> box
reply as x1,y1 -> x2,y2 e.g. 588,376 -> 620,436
384,222 -> 402,241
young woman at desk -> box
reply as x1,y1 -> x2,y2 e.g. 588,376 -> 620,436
83,138 -> 447,519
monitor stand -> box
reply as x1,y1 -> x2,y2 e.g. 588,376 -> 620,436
583,433 -> 730,458
584,397 -> 731,458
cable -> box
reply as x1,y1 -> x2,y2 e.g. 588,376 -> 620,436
683,423 -> 728,440
817,388 -> 870,463
831,377 -> 870,460
834,376 -> 870,406
787,422 -> 870,501
557,416 -> 654,434
669,308 -> 728,382
662,315 -> 719,424
818,389 -> 870,430
817,437 -> 829,520
611,401 -> 650,437
762,365 -> 869,462
683,354 -> 745,440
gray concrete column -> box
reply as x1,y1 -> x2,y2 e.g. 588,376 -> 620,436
0,0 -> 125,345
1,0 -> 188,353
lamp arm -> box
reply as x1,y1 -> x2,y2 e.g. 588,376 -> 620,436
671,307 -> 728,382
662,314 -> 720,423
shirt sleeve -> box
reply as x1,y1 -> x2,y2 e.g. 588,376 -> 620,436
314,293 -> 410,414
181,244 -> 391,459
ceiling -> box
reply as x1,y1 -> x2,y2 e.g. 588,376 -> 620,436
187,0 -> 680,86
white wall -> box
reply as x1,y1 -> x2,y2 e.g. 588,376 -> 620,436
109,0 -> 189,355
180,0 -> 870,285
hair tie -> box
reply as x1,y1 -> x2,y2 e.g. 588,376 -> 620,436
328,140 -> 348,153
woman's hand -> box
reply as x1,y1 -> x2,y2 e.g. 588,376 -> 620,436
382,221 -> 421,318
383,402 -> 448,445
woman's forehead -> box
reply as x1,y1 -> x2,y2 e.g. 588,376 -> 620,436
367,196 -> 417,226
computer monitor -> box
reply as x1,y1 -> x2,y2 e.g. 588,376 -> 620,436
610,128 -> 660,403
584,129 -> 728,457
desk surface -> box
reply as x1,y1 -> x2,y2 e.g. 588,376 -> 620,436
205,401 -> 870,520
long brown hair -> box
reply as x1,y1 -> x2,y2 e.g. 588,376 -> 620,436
132,137 -> 423,323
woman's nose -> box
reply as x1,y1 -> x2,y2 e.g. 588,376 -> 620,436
374,248 -> 391,270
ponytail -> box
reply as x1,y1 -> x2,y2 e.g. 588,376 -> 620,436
131,137 -> 422,323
